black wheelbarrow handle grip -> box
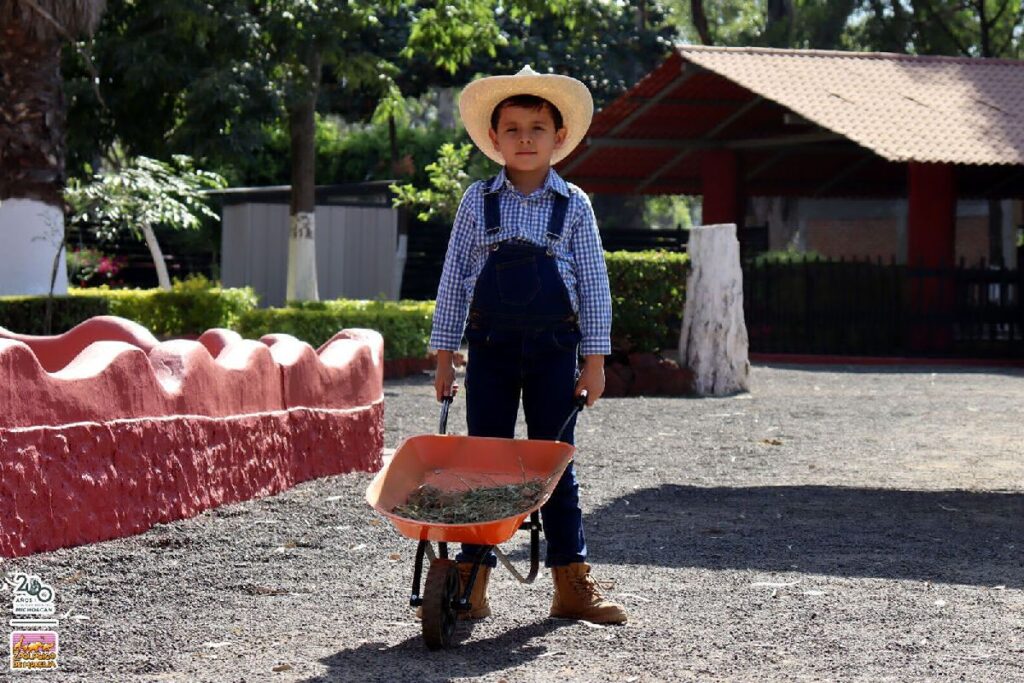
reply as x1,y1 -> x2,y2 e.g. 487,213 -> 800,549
438,391 -> 585,439
438,395 -> 454,435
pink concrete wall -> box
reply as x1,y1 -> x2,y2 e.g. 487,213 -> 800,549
0,317 -> 384,558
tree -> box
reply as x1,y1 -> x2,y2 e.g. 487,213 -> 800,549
850,0 -> 1024,58
675,0 -> 859,49
65,155 -> 226,291
0,0 -> 106,296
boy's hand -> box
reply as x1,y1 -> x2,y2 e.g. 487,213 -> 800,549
574,355 -> 605,407
434,350 -> 458,402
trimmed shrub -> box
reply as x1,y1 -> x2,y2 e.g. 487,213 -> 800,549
237,299 -> 435,360
0,278 -> 257,338
0,295 -> 111,335
232,251 -> 689,358
82,276 -> 258,337
605,250 -> 689,353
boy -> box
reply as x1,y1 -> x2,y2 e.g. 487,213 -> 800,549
429,65 -> 626,625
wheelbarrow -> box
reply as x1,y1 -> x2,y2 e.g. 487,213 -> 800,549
365,394 -> 585,649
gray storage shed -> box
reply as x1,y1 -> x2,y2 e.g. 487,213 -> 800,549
215,182 -> 405,307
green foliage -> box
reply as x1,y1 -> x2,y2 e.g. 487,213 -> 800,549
79,276 -> 258,337
751,248 -> 824,265
670,0 -> 1024,58
233,252 -> 691,357
0,295 -> 111,335
391,143 -> 473,222
65,0 -> 676,184
237,299 -> 436,359
644,195 -> 696,230
605,250 -> 689,353
848,0 -> 1024,58
403,0 -> 505,73
229,116 -> 459,187
0,278 -> 257,338
66,155 -> 227,241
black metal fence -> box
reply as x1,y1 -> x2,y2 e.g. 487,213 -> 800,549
742,256 -> 1024,358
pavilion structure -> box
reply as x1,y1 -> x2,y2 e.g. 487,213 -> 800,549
558,45 -> 1024,272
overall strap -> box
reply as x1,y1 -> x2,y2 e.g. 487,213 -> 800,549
483,176 -> 501,235
546,192 -> 570,240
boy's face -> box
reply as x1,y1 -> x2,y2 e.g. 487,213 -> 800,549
488,104 -> 567,173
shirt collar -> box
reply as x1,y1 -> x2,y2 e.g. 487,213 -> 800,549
489,168 -> 571,198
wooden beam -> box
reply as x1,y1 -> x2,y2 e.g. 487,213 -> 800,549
728,131 -> 845,149
560,63 -> 702,175
745,150 -> 792,181
634,149 -> 698,193
983,168 -> 1024,197
634,96 -> 765,193
627,96 -> 751,107
587,131 -> 845,151
812,155 -> 875,197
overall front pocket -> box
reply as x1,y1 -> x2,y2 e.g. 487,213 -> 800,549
495,256 -> 541,306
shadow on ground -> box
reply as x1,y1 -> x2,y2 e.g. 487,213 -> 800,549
751,362 -> 1024,378
579,485 -> 1024,587
307,619 -> 568,683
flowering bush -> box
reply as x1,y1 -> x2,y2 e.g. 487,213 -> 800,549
67,248 -> 127,287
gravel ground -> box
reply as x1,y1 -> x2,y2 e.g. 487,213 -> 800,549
4,363 -> 1024,682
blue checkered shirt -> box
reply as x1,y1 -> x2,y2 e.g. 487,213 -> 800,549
430,167 -> 612,356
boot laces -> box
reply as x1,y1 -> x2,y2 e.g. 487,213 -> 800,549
572,572 -> 614,599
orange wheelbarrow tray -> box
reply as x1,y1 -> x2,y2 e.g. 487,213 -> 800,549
365,395 -> 584,649
365,432 -> 575,546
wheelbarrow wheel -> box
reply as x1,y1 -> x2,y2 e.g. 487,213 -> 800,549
422,558 -> 459,649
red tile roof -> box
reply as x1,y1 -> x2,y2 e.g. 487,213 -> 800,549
675,46 -> 1024,165
560,47 -> 1024,198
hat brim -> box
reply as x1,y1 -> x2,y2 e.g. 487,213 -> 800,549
459,72 -> 593,166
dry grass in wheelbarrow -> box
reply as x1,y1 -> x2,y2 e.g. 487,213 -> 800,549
392,478 -> 548,524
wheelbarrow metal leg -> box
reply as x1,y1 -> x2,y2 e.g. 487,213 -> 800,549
454,547 -> 494,612
409,540 -> 432,607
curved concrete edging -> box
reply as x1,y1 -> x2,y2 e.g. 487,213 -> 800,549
0,403 -> 383,558
0,317 -> 385,558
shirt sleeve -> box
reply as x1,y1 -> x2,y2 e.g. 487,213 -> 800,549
429,184 -> 478,352
569,191 -> 613,356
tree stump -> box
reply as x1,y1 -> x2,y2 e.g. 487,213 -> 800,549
678,223 -> 750,396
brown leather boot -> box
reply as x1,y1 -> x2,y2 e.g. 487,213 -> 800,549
414,562 -> 491,620
456,562 -> 491,620
550,562 -> 627,624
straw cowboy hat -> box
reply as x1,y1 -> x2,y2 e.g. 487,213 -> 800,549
459,65 -> 594,166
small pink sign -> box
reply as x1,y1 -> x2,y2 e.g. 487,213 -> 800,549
10,631 -> 58,671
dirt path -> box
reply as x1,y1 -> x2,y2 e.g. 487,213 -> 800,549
4,364 -> 1023,682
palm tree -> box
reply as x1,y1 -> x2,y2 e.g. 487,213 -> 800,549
0,0 -> 105,296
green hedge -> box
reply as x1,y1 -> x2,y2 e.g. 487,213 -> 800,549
1,252 -> 687,357
237,299 -> 435,360
0,295 -> 111,335
82,277 -> 258,337
606,250 -> 689,353
0,278 -> 258,337
237,251 -> 688,357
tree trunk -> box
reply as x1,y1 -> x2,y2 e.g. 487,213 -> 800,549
689,0 -> 713,45
0,11 -> 70,295
142,221 -> 171,290
388,113 -> 398,167
437,86 -> 456,130
286,49 -> 322,303
678,223 -> 750,396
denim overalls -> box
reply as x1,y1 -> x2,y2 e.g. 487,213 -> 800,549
456,178 -> 588,568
